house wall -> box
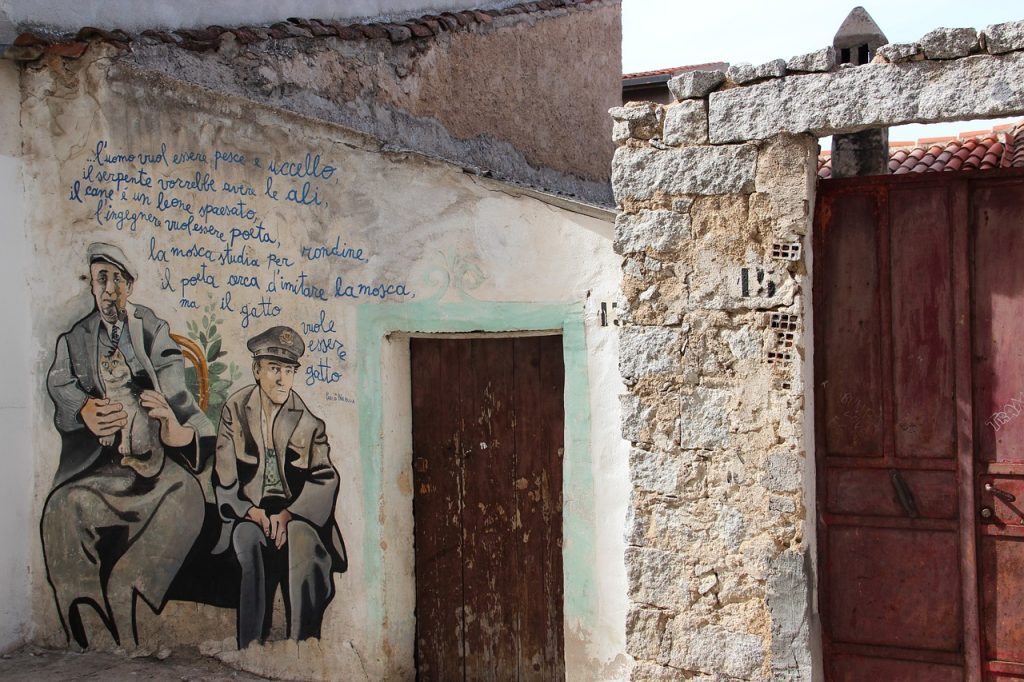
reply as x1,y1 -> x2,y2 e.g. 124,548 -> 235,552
0,58 -> 34,654
17,50 -> 630,679
611,21 -> 1024,681
6,0 -> 622,206
0,0 -> 523,35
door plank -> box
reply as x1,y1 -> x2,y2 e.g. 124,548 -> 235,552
411,339 -> 467,681
512,336 -> 566,681
461,338 -> 518,681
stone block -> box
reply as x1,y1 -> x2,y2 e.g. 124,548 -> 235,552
629,447 -> 678,496
761,450 -> 801,492
619,325 -> 684,381
875,42 -> 924,63
983,19 -> 1024,54
621,393 -> 680,447
667,69 -> 725,100
768,549 -> 812,681
612,144 -> 757,202
919,27 -> 978,59
614,208 -> 691,256
708,51 -> 1024,143
626,547 -> 690,609
716,505 -> 745,550
669,624 -> 765,679
662,99 -> 709,146
678,387 -> 731,449
626,606 -> 673,663
727,59 -> 786,85
610,102 -> 664,143
786,46 -> 835,72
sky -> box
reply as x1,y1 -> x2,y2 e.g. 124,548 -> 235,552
622,1 -> 1024,141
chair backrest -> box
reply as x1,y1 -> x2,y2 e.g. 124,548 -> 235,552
170,333 -> 209,411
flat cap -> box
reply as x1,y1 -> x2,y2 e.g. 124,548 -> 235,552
247,325 -> 305,366
87,242 -> 137,280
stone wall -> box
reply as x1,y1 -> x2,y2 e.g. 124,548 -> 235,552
610,18 -> 1024,682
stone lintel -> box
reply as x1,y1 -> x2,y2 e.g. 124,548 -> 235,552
708,50 -> 1024,143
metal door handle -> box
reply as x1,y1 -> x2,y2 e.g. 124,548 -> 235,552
985,482 -> 1016,502
890,470 -> 918,518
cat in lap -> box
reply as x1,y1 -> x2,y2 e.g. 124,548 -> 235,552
98,349 -> 164,478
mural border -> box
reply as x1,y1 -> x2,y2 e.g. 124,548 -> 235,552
355,300 -> 595,656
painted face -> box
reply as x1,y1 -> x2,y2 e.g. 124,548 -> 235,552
90,262 -> 133,324
254,359 -> 297,405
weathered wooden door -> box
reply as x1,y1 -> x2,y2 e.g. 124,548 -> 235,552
410,335 -> 565,681
815,169 -> 1024,681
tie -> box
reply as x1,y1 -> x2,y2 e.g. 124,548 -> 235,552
108,322 -> 121,356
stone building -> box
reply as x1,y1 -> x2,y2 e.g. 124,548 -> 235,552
611,14 -> 1024,682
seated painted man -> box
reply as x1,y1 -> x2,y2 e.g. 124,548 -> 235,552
43,242 -> 213,648
214,325 -> 346,649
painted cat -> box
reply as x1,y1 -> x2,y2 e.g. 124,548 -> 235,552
98,349 -> 164,478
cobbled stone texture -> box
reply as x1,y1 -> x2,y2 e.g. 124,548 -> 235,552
983,19 -> 1024,54
727,59 -> 786,85
786,46 -> 836,72
663,99 -> 709,146
919,26 -> 979,59
667,69 -> 726,100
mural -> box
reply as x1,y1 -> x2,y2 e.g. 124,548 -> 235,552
214,326 -> 346,648
43,243 -> 214,648
43,242 -> 347,650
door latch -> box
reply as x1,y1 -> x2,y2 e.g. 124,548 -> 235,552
889,470 -> 918,518
985,482 -> 1016,503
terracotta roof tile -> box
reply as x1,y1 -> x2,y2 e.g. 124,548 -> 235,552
6,0 -> 592,62
623,61 -> 730,80
819,120 -> 1024,179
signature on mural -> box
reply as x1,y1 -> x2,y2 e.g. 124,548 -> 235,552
43,243 -> 347,651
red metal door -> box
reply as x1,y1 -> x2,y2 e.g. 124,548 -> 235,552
410,336 -> 565,682
815,176 -> 966,681
972,177 -> 1024,680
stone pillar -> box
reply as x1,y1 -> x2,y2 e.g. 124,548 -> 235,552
611,81 -> 817,680
830,127 -> 890,178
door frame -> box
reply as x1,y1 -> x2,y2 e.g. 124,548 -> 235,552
811,167 -> 1024,681
355,301 -> 597,677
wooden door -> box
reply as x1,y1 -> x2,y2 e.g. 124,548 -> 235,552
410,336 -> 565,682
815,169 -> 1024,681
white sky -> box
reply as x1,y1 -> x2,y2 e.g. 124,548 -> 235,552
622,1 -> 1024,141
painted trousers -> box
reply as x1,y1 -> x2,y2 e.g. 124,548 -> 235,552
231,518 -> 334,648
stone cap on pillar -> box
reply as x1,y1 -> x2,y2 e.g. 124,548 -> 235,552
833,6 -> 888,65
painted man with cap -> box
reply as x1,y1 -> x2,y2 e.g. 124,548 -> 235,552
215,325 -> 346,648
43,242 -> 214,648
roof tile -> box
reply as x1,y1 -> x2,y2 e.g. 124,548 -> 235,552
819,120 -> 1024,178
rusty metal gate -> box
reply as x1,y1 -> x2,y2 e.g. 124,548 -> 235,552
814,168 -> 1024,681
410,336 -> 565,681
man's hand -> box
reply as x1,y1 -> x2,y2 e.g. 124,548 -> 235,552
140,390 -> 194,447
269,509 -> 293,550
246,506 -> 271,537
80,397 -> 127,438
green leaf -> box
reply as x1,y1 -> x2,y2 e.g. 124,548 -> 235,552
210,361 -> 227,375
216,350 -> 228,360
211,379 -> 231,393
202,315 -> 209,329
199,332 -> 208,346
207,338 -> 222,362
208,325 -> 218,340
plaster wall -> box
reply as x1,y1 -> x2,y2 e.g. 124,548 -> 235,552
123,1 -> 621,205
18,50 -> 630,679
0,0 -> 522,38
0,58 -> 34,653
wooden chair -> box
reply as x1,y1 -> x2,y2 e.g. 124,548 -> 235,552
170,333 -> 209,411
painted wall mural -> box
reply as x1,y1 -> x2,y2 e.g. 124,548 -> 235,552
41,133 -> 386,651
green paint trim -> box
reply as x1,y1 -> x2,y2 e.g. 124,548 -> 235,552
356,301 -> 597,655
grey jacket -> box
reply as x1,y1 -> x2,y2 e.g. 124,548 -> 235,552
214,385 -> 347,571
46,303 -> 214,488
